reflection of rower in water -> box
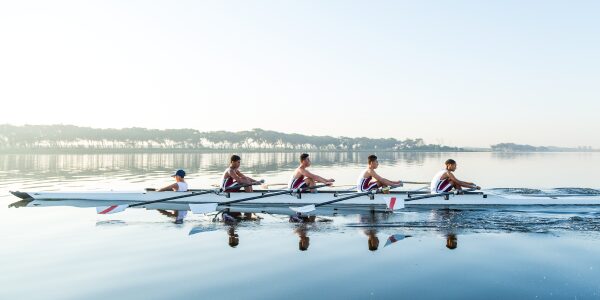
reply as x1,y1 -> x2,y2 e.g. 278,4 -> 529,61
357,155 -> 403,192
295,224 -> 311,251
430,208 -> 461,250
156,169 -> 188,224
360,211 -> 387,251
289,214 -> 316,251
288,153 -> 335,192
446,233 -> 458,250
289,213 -> 337,251
227,225 -> 239,248
430,159 -> 481,194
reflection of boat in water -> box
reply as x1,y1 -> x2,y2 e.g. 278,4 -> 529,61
9,189 -> 600,216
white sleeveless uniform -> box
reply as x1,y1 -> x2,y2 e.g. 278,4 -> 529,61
221,167 -> 241,191
176,182 -> 188,192
175,182 -> 188,222
430,170 -> 452,193
357,170 -> 378,192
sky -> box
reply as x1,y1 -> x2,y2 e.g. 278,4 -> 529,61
0,0 -> 599,148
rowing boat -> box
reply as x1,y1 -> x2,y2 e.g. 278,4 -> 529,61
9,190 -> 600,215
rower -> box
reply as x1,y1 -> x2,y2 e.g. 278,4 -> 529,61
357,155 -> 403,192
222,155 -> 261,192
156,169 -> 188,224
430,159 -> 481,194
157,169 -> 188,192
288,153 -> 335,191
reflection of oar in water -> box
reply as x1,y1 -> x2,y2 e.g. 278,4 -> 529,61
384,234 -> 413,247
289,184 -> 403,214
189,184 -> 329,214
97,180 -> 264,214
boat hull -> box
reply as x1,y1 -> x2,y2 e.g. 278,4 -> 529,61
10,190 -> 600,211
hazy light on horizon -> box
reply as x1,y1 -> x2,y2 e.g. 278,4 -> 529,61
0,0 -> 599,148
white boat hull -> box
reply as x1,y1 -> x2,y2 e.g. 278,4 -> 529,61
10,190 -> 600,213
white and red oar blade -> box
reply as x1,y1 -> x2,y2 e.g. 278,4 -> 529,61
289,204 -> 316,214
189,203 -> 218,214
96,205 -> 128,214
384,197 -> 404,211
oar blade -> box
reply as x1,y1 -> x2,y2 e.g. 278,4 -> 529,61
189,203 -> 218,214
384,196 -> 404,211
96,205 -> 129,214
289,204 -> 316,214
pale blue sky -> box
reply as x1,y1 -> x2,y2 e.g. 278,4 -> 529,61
1,0 -> 598,147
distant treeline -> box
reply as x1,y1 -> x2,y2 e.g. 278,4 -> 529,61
0,124 -> 462,152
490,143 -> 594,152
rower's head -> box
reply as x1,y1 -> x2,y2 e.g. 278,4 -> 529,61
445,159 -> 457,172
446,234 -> 457,250
172,169 -> 186,181
368,155 -> 379,169
300,153 -> 311,167
368,234 -> 379,251
229,235 -> 239,248
230,155 -> 241,168
299,236 -> 310,251
228,227 -> 239,247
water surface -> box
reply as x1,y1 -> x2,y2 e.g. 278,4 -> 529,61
1,152 -> 600,299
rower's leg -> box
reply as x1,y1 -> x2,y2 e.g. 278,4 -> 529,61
305,178 -> 316,192
244,186 -> 253,192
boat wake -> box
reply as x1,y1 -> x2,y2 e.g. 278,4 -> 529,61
345,207 -> 600,234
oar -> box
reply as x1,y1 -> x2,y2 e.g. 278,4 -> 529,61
98,180 -> 265,214
405,187 -> 478,202
260,183 -> 288,189
96,189 -> 219,214
189,184 -> 328,214
289,185 -> 402,214
402,181 -> 430,185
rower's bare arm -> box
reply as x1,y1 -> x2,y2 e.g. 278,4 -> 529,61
240,171 -> 258,183
231,170 -> 250,184
158,183 -> 178,192
370,169 -> 402,187
447,172 -> 479,189
300,169 -> 334,185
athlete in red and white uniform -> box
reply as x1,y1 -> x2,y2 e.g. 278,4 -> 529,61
222,155 -> 260,192
288,153 -> 335,191
357,155 -> 403,192
430,159 -> 481,193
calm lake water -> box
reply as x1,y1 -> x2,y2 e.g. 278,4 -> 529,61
1,152 -> 600,299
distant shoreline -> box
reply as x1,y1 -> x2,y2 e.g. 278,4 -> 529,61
0,149 -> 597,155
1,124 -> 596,154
